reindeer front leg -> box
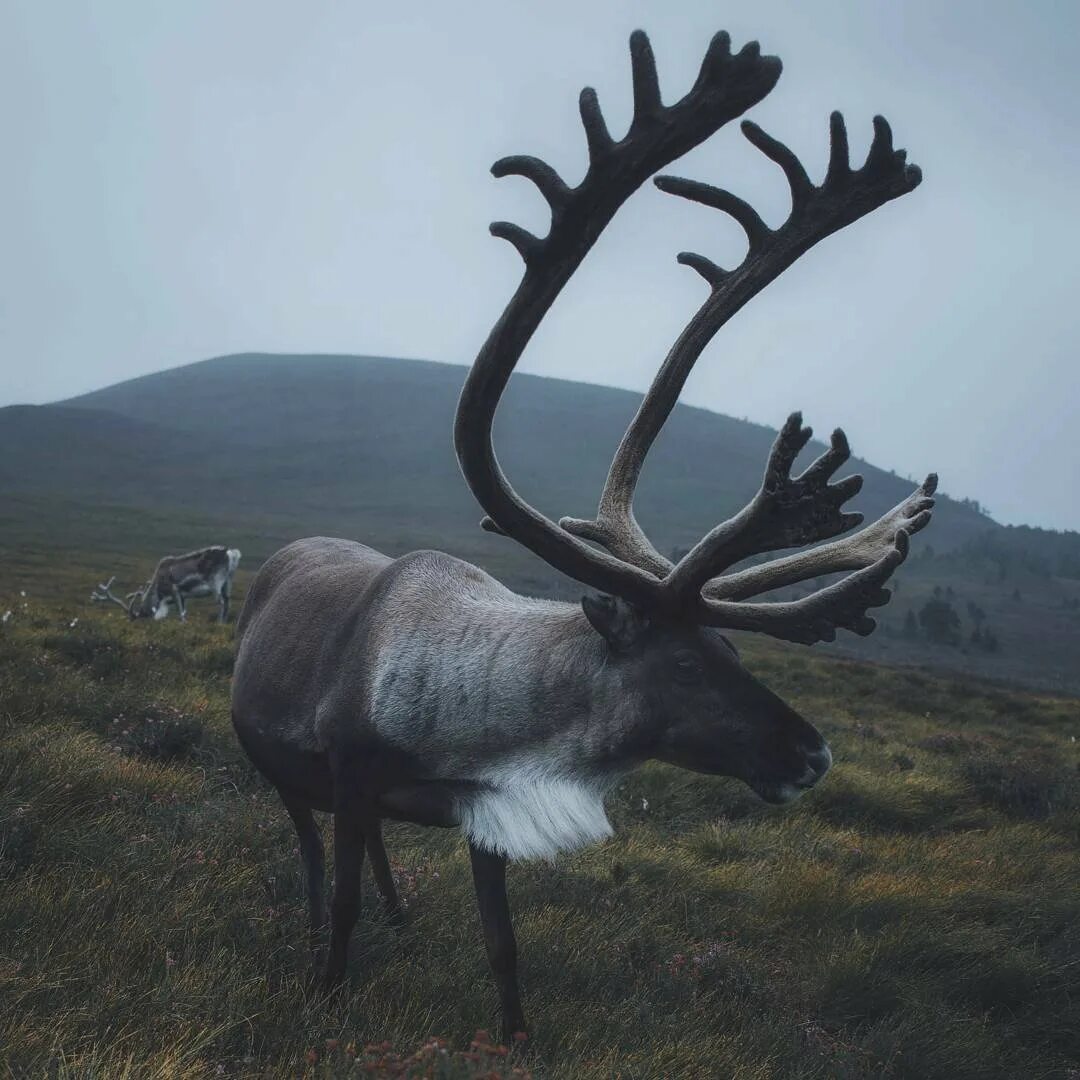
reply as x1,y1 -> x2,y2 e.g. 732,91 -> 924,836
469,843 -> 527,1041
171,584 -> 187,622
218,580 -> 231,623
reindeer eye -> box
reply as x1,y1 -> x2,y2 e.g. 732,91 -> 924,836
672,651 -> 703,684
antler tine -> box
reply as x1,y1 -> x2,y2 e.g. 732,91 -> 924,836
456,30 -> 782,608
675,251 -> 727,288
692,31 -> 733,93
740,119 -> 812,208
654,176 -> 771,253
629,28 -> 663,125
579,87 -> 615,162
825,110 -> 851,188
491,157 -> 570,214
488,220 -> 542,264
489,156 -> 571,264
706,473 -> 937,602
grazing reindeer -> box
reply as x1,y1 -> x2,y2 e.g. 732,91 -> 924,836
232,29 -> 932,1036
92,546 -> 241,622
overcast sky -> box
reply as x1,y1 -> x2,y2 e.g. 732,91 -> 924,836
2,1 -> 1077,531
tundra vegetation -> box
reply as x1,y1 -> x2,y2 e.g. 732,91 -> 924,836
1,563 -> 1077,1078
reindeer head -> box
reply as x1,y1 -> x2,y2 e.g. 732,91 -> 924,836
455,30 -> 931,801
134,584 -> 164,620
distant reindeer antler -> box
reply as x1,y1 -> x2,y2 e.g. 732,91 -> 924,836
458,29 -> 930,643
90,575 -> 136,616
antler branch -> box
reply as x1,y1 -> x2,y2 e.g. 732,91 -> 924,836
455,29 -> 781,611
677,475 -> 936,645
563,109 -> 921,628
696,529 -> 911,643
90,575 -> 135,615
706,474 -> 937,601
678,458 -> 932,649
457,28 -> 931,646
664,412 -> 865,595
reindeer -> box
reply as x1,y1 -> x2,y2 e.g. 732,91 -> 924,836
92,546 -> 241,622
231,29 -> 932,1037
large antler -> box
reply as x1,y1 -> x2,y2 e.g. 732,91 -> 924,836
656,114 -> 921,600
560,108 -> 926,641
455,29 -> 782,614
458,29 -> 930,644
90,575 -> 135,616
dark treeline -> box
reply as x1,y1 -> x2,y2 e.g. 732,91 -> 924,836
956,525 -> 1080,581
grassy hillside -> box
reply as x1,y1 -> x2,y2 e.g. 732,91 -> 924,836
2,352 -> 1078,692
2,577 -> 1078,1078
11,353 -> 994,552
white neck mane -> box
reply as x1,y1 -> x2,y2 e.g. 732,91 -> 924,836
457,758 -> 616,862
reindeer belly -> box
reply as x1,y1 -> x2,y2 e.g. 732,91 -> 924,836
178,576 -> 216,597
232,719 -> 335,810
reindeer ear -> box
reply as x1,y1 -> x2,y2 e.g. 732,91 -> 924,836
581,593 -> 649,652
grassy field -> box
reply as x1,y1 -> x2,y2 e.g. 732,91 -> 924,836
11,351 -> 1080,697
2,569 -> 1079,1079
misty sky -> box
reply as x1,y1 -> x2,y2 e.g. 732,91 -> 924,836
2,1 -> 1077,531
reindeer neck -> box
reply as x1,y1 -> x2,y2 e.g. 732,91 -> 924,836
365,579 -> 637,771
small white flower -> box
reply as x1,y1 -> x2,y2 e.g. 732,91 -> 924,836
69,618 -> 79,628
19,590 -> 26,598
641,797 -> 649,811
1,611 -> 11,624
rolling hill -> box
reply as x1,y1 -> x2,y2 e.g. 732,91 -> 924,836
9,352 -> 994,547
2,352 -> 1078,691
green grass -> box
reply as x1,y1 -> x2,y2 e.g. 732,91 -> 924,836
2,574 -> 1079,1078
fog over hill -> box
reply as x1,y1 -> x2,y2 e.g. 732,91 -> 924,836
2,352 -> 1078,692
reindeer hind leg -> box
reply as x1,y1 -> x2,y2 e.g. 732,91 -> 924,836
323,804 -> 366,988
281,793 -> 326,962
365,818 -> 404,927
